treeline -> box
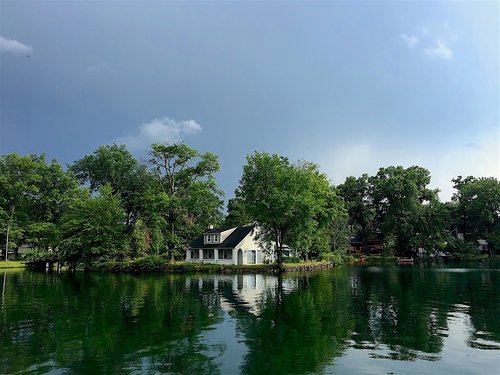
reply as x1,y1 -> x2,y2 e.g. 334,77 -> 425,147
0,144 -> 499,269
0,144 -> 223,269
338,168 -> 499,258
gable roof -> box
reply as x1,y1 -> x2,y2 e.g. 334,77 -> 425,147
190,226 -> 255,249
204,226 -> 226,234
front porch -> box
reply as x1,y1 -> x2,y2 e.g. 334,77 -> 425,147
186,248 -> 264,265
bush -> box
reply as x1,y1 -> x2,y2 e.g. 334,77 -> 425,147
321,251 -> 348,265
95,255 -> 170,272
445,238 -> 478,260
284,256 -> 301,263
22,250 -> 60,263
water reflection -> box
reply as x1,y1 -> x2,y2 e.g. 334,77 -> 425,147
0,263 -> 498,374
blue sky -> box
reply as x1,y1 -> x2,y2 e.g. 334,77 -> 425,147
1,2 -> 498,201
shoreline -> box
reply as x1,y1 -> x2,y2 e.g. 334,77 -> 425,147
91,260 -> 335,274
6,254 -> 499,274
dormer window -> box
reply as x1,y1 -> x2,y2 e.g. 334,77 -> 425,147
204,233 -> 220,244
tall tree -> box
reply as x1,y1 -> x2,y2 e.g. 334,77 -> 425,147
236,152 -> 343,269
0,154 -> 42,260
147,143 -> 223,259
59,185 -> 128,270
452,176 -> 500,257
27,158 -> 80,252
338,174 -> 376,251
70,144 -> 150,227
370,166 -> 437,255
225,196 -> 252,228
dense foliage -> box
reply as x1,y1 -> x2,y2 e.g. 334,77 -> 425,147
0,145 -> 498,268
0,144 -> 224,268
338,168 -> 499,258
235,152 -> 350,269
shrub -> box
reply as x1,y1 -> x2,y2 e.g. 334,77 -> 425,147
321,251 -> 347,265
445,238 -> 477,259
22,250 -> 60,263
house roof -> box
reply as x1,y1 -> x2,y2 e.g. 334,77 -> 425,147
190,226 -> 255,249
204,227 -> 226,234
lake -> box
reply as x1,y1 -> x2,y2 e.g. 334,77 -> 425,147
1,263 -> 499,374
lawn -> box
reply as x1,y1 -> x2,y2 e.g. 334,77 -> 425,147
0,261 -> 27,269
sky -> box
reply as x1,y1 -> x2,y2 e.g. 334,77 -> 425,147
1,1 -> 499,202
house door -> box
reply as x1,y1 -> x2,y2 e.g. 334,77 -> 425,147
237,249 -> 243,265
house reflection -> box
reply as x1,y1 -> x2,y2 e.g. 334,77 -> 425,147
184,274 -> 298,315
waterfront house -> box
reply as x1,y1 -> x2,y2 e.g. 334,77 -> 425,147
187,225 -> 272,265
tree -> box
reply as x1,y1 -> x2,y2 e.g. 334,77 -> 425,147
338,174 -> 376,251
225,196 -> 252,228
147,143 -> 223,259
59,185 -> 128,270
70,144 -> 150,228
452,176 -> 500,257
236,152 -> 343,269
0,154 -> 43,260
370,166 -> 437,256
27,158 -> 80,252
130,218 -> 150,258
413,200 -> 452,255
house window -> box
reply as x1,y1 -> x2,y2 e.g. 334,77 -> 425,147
191,249 -> 199,259
218,249 -> 232,259
215,235 -> 219,242
206,235 -> 211,243
203,249 -> 214,259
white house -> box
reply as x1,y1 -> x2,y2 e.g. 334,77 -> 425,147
186,225 -> 272,265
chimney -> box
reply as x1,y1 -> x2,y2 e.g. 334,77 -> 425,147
208,224 -> 214,230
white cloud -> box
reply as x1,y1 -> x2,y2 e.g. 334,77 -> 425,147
0,36 -> 33,54
115,117 -> 202,150
425,39 -> 453,59
400,33 -> 419,48
316,128 -> 499,202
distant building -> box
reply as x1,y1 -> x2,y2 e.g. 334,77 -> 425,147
349,234 -> 384,254
187,225 -> 273,265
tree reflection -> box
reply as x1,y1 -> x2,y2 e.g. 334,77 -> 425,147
237,270 -> 353,375
1,263 -> 499,375
0,271 -> 223,374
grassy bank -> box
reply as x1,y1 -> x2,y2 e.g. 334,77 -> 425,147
0,261 -> 27,269
91,256 -> 334,273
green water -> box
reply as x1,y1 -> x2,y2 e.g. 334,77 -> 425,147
1,263 -> 499,374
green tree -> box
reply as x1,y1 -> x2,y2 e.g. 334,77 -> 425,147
70,144 -> 150,227
130,218 -> 150,257
370,166 -> 437,256
414,199 -> 452,254
0,154 -> 43,259
0,154 -> 80,259
452,176 -> 500,257
26,158 -> 80,252
236,152 -> 343,269
59,185 -> 128,270
225,196 -> 252,227
338,174 -> 376,251
147,143 -> 223,259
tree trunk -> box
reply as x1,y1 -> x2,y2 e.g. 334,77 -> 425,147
171,221 -> 175,261
275,230 -> 283,272
5,204 -> 15,262
488,239 -> 495,259
1,271 -> 6,309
